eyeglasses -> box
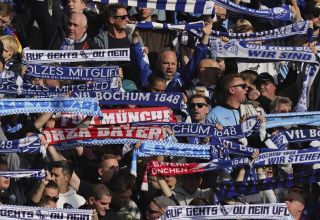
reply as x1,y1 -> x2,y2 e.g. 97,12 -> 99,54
43,195 -> 59,202
113,15 -> 128,20
189,103 -> 208,109
230,84 -> 247,89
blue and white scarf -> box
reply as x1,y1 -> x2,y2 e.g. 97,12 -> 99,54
214,0 -> 292,21
295,63 -> 320,112
217,168 -> 320,197
191,20 -> 311,42
93,0 -> 292,21
271,128 -> 320,150
132,122 -> 244,139
210,39 -> 317,63
0,204 -> 92,220
71,91 -> 184,110
26,64 -> 119,81
265,111 -> 320,128
23,48 -> 130,63
1,80 -> 119,96
162,204 -> 289,220
0,136 -> 41,154
0,169 -> 45,179
135,21 -> 204,31
0,98 -> 102,116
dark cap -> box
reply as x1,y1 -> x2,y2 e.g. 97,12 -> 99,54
254,72 -> 275,86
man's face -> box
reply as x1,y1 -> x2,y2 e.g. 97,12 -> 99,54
68,14 -> 87,40
189,97 -> 209,123
98,159 -> 119,184
42,187 -> 59,207
159,51 -> 177,80
112,189 -> 132,209
43,187 -> 59,198
0,164 -> 9,190
285,192 -> 305,217
228,77 -> 247,103
0,14 -> 12,30
110,8 -> 129,30
91,195 -> 112,217
258,82 -> 276,100
138,8 -> 154,20
215,5 -> 226,24
67,0 -> 86,14
51,168 -> 69,189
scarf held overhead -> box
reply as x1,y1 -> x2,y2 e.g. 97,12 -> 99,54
55,107 -> 176,127
43,127 -> 163,144
0,98 -> 102,117
93,0 -> 292,21
72,91 -> 184,110
26,64 -> 119,81
210,39 -> 317,63
23,48 -> 130,63
0,205 -> 92,220
162,204 -> 289,220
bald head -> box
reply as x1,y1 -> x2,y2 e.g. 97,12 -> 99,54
68,12 -> 88,40
158,49 -> 178,80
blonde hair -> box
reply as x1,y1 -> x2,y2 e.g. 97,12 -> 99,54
0,35 -> 19,54
234,19 -> 254,33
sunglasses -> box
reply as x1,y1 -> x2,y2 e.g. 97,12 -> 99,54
43,195 -> 59,202
230,83 -> 247,89
189,103 -> 208,109
113,15 -> 128,20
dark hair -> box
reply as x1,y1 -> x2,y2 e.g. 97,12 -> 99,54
91,184 -> 111,200
51,160 -> 73,178
104,3 -> 127,20
108,171 -> 134,194
215,73 -> 241,104
0,3 -> 15,17
148,71 -> 166,87
46,181 -> 58,190
189,198 -> 210,206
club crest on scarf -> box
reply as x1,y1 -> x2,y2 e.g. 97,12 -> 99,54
223,41 -> 239,55
272,7 -> 289,19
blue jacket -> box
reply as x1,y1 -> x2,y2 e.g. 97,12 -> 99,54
130,42 -> 208,92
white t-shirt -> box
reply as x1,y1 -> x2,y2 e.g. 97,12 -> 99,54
57,186 -> 86,209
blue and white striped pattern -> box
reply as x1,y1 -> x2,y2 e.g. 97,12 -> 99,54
93,0 -> 215,14
94,0 -> 292,20
135,21 -> 204,31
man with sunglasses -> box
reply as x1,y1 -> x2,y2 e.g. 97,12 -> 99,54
186,95 -> 210,145
94,3 -> 130,50
206,74 -> 251,127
